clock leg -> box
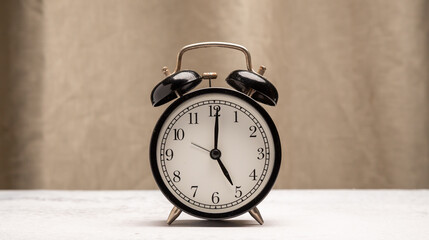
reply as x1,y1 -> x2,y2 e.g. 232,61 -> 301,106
249,207 -> 264,225
166,206 -> 182,225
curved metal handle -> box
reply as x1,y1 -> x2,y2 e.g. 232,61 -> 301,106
173,42 -> 254,74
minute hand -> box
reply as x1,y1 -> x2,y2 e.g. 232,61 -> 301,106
214,108 -> 219,149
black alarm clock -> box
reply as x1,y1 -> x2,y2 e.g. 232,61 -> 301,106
150,42 -> 281,225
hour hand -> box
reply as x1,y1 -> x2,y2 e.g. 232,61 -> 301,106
215,157 -> 233,186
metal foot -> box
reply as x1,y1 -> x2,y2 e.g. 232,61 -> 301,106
249,207 -> 264,225
166,206 -> 182,225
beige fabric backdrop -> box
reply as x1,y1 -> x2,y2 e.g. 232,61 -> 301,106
1,0 -> 428,189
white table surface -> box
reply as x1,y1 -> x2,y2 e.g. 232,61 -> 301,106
0,190 -> 428,240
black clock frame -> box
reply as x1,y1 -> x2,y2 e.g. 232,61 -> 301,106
150,87 -> 282,219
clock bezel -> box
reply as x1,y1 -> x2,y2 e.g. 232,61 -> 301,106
150,87 -> 281,219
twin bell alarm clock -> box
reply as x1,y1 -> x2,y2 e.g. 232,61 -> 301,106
150,42 -> 281,225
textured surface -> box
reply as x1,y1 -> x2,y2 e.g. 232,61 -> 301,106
1,0 -> 429,189
1,190 -> 428,240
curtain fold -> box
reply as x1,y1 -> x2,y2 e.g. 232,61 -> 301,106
0,0 -> 44,188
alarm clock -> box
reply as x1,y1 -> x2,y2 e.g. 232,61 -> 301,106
150,42 -> 281,225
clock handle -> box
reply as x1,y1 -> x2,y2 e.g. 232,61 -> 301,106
172,42 -> 257,74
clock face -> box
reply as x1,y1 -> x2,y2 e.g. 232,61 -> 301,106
150,88 -> 281,219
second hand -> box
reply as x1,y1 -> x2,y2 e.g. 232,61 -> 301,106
191,142 -> 210,152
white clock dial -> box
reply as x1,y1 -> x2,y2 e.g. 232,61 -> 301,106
151,88 -> 280,217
